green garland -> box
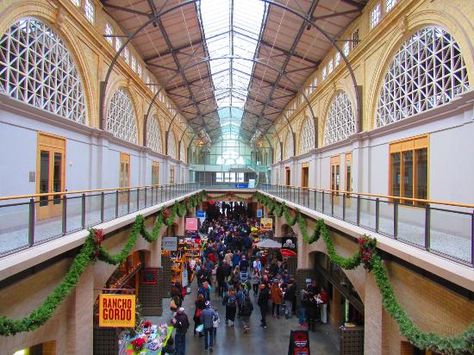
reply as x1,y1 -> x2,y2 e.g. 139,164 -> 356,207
255,191 -> 474,353
0,192 -> 204,336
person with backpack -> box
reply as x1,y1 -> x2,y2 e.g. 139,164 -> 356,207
239,294 -> 254,333
193,293 -> 206,336
200,301 -> 217,353
257,283 -> 270,328
222,288 -> 238,327
171,307 -> 189,355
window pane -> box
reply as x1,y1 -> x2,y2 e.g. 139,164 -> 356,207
402,151 -> 413,198
391,153 -> 401,197
346,163 -> 351,192
40,151 -> 50,206
53,152 -> 62,204
415,149 -> 428,199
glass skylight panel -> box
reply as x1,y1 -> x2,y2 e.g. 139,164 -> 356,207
201,0 -> 266,135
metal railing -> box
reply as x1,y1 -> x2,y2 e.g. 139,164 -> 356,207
259,184 -> 474,266
0,183 -> 200,257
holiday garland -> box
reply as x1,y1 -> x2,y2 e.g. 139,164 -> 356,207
0,191 -> 204,336
255,192 -> 474,354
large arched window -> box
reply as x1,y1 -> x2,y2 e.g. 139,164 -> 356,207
274,140 -> 281,163
106,88 -> 137,144
376,26 -> 470,127
168,132 -> 176,159
180,140 -> 186,163
0,18 -> 86,124
324,91 -> 355,145
147,114 -> 162,153
300,117 -> 315,154
284,130 -> 294,160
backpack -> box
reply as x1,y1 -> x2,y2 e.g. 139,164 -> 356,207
212,311 -> 220,328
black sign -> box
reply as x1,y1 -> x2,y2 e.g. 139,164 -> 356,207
282,237 -> 297,250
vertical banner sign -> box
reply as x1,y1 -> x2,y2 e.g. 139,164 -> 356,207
260,217 -> 273,231
99,294 -> 136,328
185,217 -> 198,231
256,209 -> 263,218
162,236 -> 178,251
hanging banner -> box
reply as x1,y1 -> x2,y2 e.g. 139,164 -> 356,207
261,217 -> 273,231
256,209 -> 263,218
162,236 -> 178,251
186,217 -> 198,231
99,294 -> 136,328
196,210 -> 206,218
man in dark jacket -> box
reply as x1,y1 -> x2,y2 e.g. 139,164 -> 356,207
200,301 -> 217,352
216,262 -> 227,297
257,283 -> 270,328
171,307 -> 189,355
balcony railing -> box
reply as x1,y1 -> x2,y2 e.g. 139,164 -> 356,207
0,183 -> 200,257
259,184 -> 474,266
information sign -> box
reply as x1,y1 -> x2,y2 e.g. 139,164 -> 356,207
162,236 -> 178,251
256,209 -> 263,218
261,217 -> 273,230
196,210 -> 206,218
99,294 -> 136,328
288,330 -> 310,355
185,217 -> 198,231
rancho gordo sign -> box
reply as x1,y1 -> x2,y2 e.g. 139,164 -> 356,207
99,294 -> 136,328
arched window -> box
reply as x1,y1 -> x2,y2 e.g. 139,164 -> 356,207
0,18 -> 86,124
300,117 -> 315,154
104,23 -> 113,45
106,88 -> 137,144
146,114 -> 162,153
324,91 -> 355,145
274,140 -> 281,163
180,140 -> 186,162
376,26 -> 469,127
284,130 -> 294,160
84,0 -> 95,23
168,132 -> 176,159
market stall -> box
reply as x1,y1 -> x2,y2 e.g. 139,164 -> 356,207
119,322 -> 174,355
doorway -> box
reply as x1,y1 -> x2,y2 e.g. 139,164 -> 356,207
301,166 -> 309,188
330,155 -> 340,193
285,167 -> 291,186
37,133 -> 65,220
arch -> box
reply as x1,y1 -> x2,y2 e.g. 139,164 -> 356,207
146,112 -> 163,154
323,90 -> 355,146
374,25 -> 470,128
168,130 -> 177,159
0,16 -> 88,125
179,140 -> 186,163
106,87 -> 138,144
299,115 -> 316,155
99,0 -> 363,148
274,136 -> 282,163
283,129 -> 294,160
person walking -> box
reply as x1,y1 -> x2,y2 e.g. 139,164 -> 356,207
257,283 -> 270,328
284,279 -> 296,318
193,293 -> 206,336
200,301 -> 217,353
270,280 -> 283,318
222,288 -> 238,327
251,269 -> 261,297
239,294 -> 254,333
171,307 -> 189,355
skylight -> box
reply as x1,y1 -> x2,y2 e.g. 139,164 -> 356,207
200,0 -> 266,139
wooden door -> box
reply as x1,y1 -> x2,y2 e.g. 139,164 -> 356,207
285,168 -> 291,186
330,156 -> 340,193
119,153 -> 130,204
37,133 -> 65,219
302,166 -> 309,188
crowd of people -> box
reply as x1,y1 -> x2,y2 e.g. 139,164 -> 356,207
169,204 -> 329,354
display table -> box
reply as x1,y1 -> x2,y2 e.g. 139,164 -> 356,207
120,325 -> 174,355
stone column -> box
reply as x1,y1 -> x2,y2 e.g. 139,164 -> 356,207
364,273 -> 384,355
65,264 -> 95,355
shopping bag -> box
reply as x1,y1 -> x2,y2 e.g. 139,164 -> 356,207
196,324 -> 204,333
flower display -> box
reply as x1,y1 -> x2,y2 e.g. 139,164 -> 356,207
131,337 -> 146,352
358,235 -> 377,271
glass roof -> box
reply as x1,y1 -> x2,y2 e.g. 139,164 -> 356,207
200,0 -> 266,139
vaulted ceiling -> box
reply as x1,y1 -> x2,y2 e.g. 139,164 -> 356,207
101,0 -> 367,142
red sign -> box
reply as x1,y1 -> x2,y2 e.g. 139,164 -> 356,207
185,217 -> 198,231
288,330 -> 310,355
